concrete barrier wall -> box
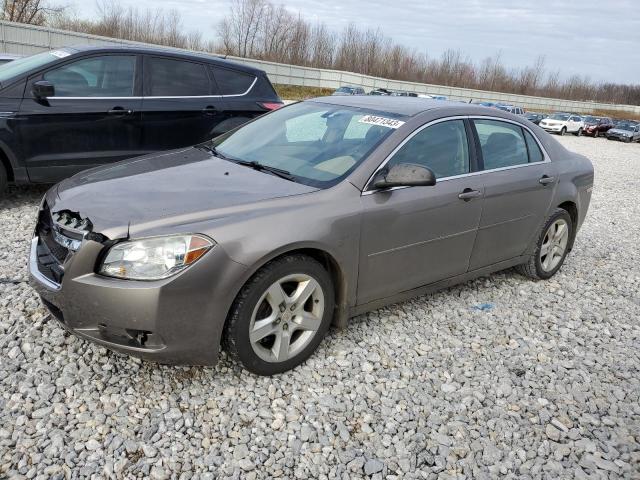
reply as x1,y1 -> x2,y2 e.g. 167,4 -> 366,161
1,20 -> 638,116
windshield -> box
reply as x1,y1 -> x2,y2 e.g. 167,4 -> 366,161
213,102 -> 403,188
582,116 -> 599,123
335,87 -> 354,93
0,50 -> 66,84
550,114 -> 570,121
617,122 -> 636,131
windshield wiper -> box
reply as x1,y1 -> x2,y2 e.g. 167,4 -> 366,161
197,141 -> 230,160
232,159 -> 296,182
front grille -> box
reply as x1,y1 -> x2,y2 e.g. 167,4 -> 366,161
35,204 -> 68,284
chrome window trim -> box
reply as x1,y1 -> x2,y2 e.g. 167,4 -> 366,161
362,114 -> 551,195
48,77 -> 257,100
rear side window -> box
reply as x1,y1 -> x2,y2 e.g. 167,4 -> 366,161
474,119 -> 528,170
44,55 -> 135,97
387,120 -> 470,178
211,67 -> 255,95
524,130 -> 544,163
145,57 -> 209,96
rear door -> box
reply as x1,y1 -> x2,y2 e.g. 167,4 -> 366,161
140,55 -> 224,151
467,118 -> 556,270
18,54 -> 142,182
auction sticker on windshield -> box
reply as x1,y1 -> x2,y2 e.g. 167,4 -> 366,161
49,50 -> 71,59
359,115 -> 405,129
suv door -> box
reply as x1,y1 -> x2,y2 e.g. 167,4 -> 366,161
467,119 -> 556,270
18,54 -> 142,182
141,56 -> 224,151
357,119 -> 484,305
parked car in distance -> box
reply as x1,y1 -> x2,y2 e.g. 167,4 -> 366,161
524,112 -> 547,125
332,85 -> 365,96
475,101 -> 498,108
539,113 -> 585,136
0,45 -> 283,196
29,96 -> 594,375
606,121 -> 640,142
0,53 -> 22,66
581,116 -> 614,138
391,91 -> 418,97
496,104 -> 525,115
369,88 -> 393,96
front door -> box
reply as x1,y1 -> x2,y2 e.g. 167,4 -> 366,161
18,54 -> 142,183
140,55 -> 225,151
357,119 -> 484,305
468,118 -> 557,270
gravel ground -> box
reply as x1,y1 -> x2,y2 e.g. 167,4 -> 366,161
1,136 -> 639,479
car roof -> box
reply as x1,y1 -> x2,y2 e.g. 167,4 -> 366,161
308,95 -> 506,117
62,45 -> 265,76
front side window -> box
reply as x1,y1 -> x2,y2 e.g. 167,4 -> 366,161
43,55 -> 135,97
474,119 -> 528,170
213,102 -> 402,188
385,120 -> 470,178
146,57 -> 209,96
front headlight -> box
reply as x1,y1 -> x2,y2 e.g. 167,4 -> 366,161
100,234 -> 214,280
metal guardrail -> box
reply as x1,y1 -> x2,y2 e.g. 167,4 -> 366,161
1,20 -> 638,116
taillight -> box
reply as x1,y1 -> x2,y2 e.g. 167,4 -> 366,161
258,102 -> 284,111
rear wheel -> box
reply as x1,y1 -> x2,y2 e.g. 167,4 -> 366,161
0,162 -> 7,199
223,254 -> 335,375
516,209 -> 573,280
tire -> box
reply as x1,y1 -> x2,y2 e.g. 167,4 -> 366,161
594,130 -> 599,138
223,254 -> 335,375
575,128 -> 582,137
559,127 -> 566,136
516,208 -> 573,280
0,162 -> 7,199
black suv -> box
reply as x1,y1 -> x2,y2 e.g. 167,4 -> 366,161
0,45 -> 282,195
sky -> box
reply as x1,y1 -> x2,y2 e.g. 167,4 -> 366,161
67,0 -> 640,84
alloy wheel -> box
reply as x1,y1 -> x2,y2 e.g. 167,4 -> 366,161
249,273 -> 325,363
539,219 -> 569,272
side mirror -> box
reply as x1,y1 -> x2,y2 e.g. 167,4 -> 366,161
371,163 -> 436,190
32,80 -> 55,99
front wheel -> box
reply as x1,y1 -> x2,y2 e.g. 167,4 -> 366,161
559,127 -> 566,136
0,162 -> 7,199
594,130 -> 599,138
516,208 -> 573,280
223,254 -> 335,375
575,128 -> 583,137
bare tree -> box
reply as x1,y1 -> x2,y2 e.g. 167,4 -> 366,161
1,0 -> 65,25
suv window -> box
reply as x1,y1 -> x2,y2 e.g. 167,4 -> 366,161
211,67 -> 255,95
146,57 -> 209,96
474,119 -> 528,169
43,55 -> 135,97
386,120 -> 470,178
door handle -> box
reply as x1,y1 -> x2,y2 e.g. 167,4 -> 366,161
201,105 -> 217,115
458,188 -> 482,201
108,107 -> 133,116
539,175 -> 555,186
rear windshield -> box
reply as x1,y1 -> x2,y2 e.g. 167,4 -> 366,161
0,50 -> 65,84
212,101 -> 405,188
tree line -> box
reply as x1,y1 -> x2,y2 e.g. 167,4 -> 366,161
3,0 -> 639,106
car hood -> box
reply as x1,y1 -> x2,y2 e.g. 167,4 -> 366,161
608,128 -> 632,135
48,147 -> 319,239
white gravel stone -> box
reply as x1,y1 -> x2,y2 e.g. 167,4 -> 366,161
1,137 -> 639,478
